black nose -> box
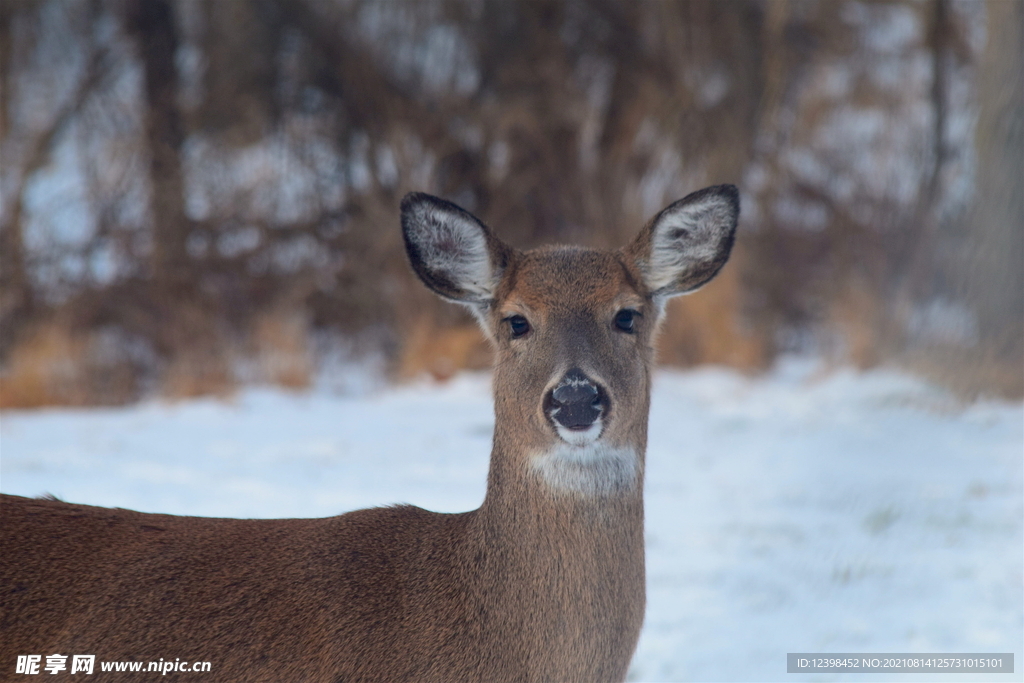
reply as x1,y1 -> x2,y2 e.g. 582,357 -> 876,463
548,368 -> 604,430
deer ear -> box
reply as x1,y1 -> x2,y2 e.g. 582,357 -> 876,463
401,192 -> 512,306
626,184 -> 739,300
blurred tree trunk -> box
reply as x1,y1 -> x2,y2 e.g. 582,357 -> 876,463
960,0 -> 1024,395
0,2 -> 103,359
125,0 -> 235,396
126,0 -> 190,290
927,0 -> 950,204
0,3 -> 30,359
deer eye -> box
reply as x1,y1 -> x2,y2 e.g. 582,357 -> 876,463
506,315 -> 531,339
614,309 -> 639,333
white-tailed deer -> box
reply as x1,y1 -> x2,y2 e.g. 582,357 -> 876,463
0,185 -> 738,682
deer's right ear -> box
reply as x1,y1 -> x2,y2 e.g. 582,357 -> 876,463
401,193 -> 512,307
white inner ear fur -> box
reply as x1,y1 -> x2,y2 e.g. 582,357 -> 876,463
645,194 -> 734,293
407,203 -> 496,302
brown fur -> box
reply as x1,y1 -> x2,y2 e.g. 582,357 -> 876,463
0,186 -> 737,682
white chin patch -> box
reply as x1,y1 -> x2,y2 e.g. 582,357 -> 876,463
555,420 -> 603,446
530,442 -> 639,496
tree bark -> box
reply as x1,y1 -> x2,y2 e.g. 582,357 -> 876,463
126,0 -> 190,289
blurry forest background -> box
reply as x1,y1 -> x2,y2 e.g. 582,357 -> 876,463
1,0 -> 1021,408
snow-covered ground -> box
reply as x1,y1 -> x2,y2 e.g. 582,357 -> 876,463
2,360 -> 1021,682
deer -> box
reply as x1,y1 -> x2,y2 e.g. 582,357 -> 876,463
0,184 -> 738,683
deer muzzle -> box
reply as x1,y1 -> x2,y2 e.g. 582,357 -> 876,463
546,368 -> 607,432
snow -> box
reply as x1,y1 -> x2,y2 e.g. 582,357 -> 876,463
2,360 -> 1021,682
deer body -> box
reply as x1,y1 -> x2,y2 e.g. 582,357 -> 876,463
1,185 -> 738,682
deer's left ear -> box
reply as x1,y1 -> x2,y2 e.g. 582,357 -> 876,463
625,184 -> 739,300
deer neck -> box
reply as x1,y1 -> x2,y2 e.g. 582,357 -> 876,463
468,422 -> 647,674
479,418 -> 647,549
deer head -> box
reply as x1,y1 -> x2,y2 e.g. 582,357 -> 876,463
401,185 -> 739,497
